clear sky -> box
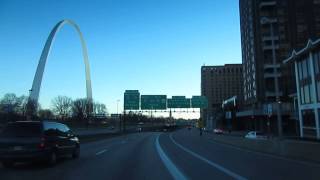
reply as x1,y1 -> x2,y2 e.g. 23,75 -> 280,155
0,0 -> 241,118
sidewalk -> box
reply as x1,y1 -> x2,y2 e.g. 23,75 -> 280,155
208,132 -> 320,164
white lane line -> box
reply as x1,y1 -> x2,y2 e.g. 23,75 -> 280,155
95,149 -> 108,156
155,134 -> 188,180
209,139 -> 320,167
169,134 -> 247,180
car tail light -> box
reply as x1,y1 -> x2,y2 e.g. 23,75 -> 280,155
39,137 -> 46,149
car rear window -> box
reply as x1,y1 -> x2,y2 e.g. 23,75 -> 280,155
0,123 -> 42,137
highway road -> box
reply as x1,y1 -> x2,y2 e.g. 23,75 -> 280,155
1,128 -> 320,180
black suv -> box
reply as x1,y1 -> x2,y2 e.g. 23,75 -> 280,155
0,121 -> 80,167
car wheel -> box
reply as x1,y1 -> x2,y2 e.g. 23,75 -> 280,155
2,161 -> 14,168
72,146 -> 80,159
48,151 -> 57,166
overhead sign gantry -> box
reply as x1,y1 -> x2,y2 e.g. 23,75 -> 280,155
123,90 -> 208,111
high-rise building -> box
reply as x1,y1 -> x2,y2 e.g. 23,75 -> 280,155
201,64 -> 243,129
239,0 -> 320,122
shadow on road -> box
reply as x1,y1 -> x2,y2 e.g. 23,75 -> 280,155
0,157 -> 74,171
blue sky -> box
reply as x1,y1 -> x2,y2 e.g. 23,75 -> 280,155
0,0 -> 241,118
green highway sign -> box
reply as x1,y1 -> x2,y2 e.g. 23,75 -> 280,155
167,96 -> 191,108
141,95 -> 167,110
124,90 -> 207,110
191,96 -> 208,108
124,90 -> 140,110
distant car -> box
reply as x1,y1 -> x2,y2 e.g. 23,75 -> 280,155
163,124 -> 175,132
245,131 -> 267,139
0,121 -> 80,168
213,128 -> 224,134
110,126 -> 115,130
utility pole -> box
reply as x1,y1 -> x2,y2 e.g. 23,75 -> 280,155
26,89 -> 35,121
151,106 -> 153,127
117,99 -> 120,115
123,110 -> 126,132
169,108 -> 172,125
261,17 -> 283,137
117,99 -> 120,132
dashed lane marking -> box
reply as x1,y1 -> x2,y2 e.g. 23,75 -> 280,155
95,149 -> 108,156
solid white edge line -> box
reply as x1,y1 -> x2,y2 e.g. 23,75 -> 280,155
155,134 -> 188,180
95,149 -> 108,156
169,134 -> 247,180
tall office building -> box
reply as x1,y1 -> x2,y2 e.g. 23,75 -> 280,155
201,64 -> 243,129
239,0 -> 320,118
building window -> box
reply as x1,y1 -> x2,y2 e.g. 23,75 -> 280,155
302,59 -> 308,78
313,51 -> 320,102
301,87 -> 305,104
302,109 -> 317,137
313,51 -> 320,74
311,83 -> 316,104
298,61 -> 303,80
302,110 -> 316,127
304,85 -> 311,104
317,81 -> 320,102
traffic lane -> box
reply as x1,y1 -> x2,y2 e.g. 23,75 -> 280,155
60,132 -> 172,180
159,132 -> 235,180
172,129 -> 320,180
0,133 -> 136,180
0,133 -> 150,180
0,132 -> 172,180
174,129 -> 320,179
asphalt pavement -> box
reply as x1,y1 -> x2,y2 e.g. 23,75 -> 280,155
1,128 -> 320,180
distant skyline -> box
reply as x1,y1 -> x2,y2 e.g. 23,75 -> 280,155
0,0 -> 242,118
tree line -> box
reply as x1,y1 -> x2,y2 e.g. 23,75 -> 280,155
0,93 -> 108,123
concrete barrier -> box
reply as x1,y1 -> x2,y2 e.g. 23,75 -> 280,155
75,125 -> 183,143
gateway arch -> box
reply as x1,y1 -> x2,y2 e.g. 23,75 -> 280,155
29,19 -> 92,112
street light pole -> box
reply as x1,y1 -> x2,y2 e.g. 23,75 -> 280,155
117,99 -> 120,115
151,106 -> 153,127
26,89 -> 33,121
261,17 -> 283,137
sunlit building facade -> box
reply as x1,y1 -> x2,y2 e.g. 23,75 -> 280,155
201,64 -> 243,129
285,39 -> 320,139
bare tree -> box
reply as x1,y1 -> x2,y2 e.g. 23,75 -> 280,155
72,98 -> 88,120
38,109 -> 54,119
16,95 -> 28,116
0,93 -> 20,113
93,102 -> 108,115
51,96 -> 73,120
